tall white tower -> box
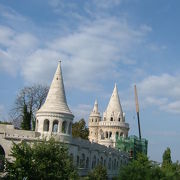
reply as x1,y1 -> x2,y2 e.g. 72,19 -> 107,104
98,84 -> 129,147
88,100 -> 101,143
35,61 -> 74,141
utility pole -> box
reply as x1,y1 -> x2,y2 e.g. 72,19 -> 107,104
134,85 -> 141,140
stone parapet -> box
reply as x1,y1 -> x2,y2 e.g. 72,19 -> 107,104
99,121 -> 129,129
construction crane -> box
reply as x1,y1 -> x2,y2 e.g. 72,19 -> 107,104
134,85 -> 141,140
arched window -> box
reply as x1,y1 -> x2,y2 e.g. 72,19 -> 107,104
108,158 -> 111,170
95,118 -> 97,122
114,159 -> 116,170
80,153 -> 85,168
120,132 -> 124,137
110,117 -> 113,121
62,121 -> 67,133
109,132 -> 112,138
0,145 -> 5,172
92,118 -> 93,122
118,118 -> 120,121
86,157 -> 89,168
92,155 -> 96,169
106,132 -> 108,138
116,131 -> 119,138
68,122 -> 72,134
43,119 -> 49,131
100,157 -> 103,165
52,120 -> 58,132
104,159 -> 106,167
77,155 -> 79,167
70,153 -> 73,162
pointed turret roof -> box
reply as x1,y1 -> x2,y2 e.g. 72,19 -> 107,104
92,99 -> 98,113
37,61 -> 73,115
105,83 -> 123,115
90,99 -> 100,117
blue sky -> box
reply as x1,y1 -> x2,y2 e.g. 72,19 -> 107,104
0,0 -> 180,162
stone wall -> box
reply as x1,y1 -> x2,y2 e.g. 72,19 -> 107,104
0,124 -> 129,178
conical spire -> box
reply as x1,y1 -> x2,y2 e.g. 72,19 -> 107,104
37,61 -> 73,115
92,99 -> 98,113
106,83 -> 123,114
103,84 -> 123,121
90,99 -> 100,117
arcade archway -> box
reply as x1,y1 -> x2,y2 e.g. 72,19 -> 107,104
0,145 -> 5,172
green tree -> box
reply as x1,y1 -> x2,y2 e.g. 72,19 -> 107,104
87,165 -> 108,180
5,138 -> 79,180
21,104 -> 31,130
10,84 -> 49,129
162,147 -> 172,168
119,153 -> 165,180
0,145 -> 5,172
72,119 -> 89,140
161,147 -> 180,179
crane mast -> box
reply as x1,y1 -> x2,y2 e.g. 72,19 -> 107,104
134,85 -> 141,140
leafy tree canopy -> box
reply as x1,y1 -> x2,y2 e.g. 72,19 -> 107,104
0,121 -> 12,125
72,119 -> 89,140
5,138 -> 79,180
119,150 -> 180,180
10,84 -> 49,130
162,147 -> 172,167
20,104 -> 31,130
87,164 -> 108,180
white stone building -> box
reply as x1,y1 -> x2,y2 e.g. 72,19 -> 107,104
0,62 -> 129,178
88,84 -> 129,148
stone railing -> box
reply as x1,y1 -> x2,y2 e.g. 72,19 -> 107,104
99,121 -> 129,129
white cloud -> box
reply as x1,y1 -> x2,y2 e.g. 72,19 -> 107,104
0,25 -> 38,76
0,4 -> 26,22
0,1 -> 152,92
92,0 -> 122,9
40,18 -> 149,91
72,104 -> 92,123
0,104 -> 6,121
135,74 -> 180,114
147,130 -> 180,137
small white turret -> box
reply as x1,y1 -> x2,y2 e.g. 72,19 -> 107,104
36,61 -> 74,140
103,83 -> 123,122
97,84 -> 129,148
88,100 -> 101,143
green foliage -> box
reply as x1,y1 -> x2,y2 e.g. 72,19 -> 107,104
0,155 -> 5,172
87,165 -> 108,180
162,147 -> 172,168
119,150 -> 180,180
119,153 -> 154,180
11,84 -> 49,129
0,121 -> 12,125
72,119 -> 89,140
0,146 -> 5,172
5,138 -> 79,180
21,104 -> 31,130
161,147 -> 180,179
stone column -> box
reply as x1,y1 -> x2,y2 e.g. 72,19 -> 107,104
49,121 -> 53,133
58,121 -> 62,133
